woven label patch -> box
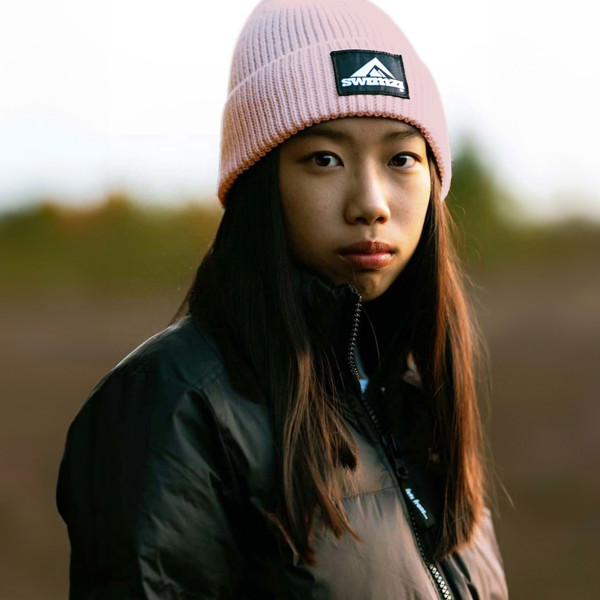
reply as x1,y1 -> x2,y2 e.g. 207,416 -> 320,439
330,49 -> 409,99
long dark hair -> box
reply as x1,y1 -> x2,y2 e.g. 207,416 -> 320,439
170,138 -> 488,565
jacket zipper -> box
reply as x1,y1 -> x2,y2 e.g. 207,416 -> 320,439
345,292 -> 453,600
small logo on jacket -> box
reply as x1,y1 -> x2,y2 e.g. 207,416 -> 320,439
330,49 -> 410,99
405,487 -> 430,521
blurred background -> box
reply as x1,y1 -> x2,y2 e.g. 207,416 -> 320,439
1,0 -> 599,598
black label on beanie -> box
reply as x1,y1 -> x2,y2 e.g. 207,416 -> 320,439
330,49 -> 410,99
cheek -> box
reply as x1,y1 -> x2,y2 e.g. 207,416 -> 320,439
399,174 -> 430,227
404,204 -> 429,249
280,199 -> 318,259
407,169 -> 431,205
288,214 -> 329,261
281,191 -> 333,242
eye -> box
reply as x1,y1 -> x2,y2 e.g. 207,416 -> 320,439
389,154 -> 417,169
309,152 -> 342,168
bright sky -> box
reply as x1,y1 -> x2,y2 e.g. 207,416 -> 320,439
1,0 -> 599,222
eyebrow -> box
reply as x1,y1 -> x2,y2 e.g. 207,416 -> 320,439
293,125 -> 422,143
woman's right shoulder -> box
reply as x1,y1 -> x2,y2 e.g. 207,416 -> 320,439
60,313 -> 273,506
56,315 -> 272,578
73,314 -> 244,424
109,313 -> 225,387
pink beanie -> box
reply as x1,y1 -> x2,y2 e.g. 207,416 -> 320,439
217,0 -> 451,205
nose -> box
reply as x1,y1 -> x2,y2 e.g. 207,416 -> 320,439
344,162 -> 391,226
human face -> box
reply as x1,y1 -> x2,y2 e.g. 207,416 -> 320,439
278,117 -> 431,302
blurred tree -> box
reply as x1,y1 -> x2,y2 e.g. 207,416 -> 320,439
445,131 -> 522,267
443,131 -> 600,273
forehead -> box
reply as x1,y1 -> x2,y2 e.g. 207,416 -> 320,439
291,117 -> 423,144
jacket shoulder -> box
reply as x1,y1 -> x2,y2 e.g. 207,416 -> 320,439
57,314 -> 247,594
109,314 -> 225,390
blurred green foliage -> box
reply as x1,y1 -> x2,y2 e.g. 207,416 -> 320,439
0,192 -> 222,298
447,132 -> 599,271
1,137 -> 598,297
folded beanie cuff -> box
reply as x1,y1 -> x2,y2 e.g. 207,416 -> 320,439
218,3 -> 451,205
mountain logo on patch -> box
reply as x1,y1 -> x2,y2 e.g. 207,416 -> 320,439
330,49 -> 410,99
350,57 -> 395,79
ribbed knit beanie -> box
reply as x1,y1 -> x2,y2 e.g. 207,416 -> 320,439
217,0 -> 451,205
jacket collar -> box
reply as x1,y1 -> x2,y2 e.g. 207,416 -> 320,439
291,263 -> 415,389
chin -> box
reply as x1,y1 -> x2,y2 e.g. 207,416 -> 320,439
327,270 -> 391,301
352,276 -> 390,302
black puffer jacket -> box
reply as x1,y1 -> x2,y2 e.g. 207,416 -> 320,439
56,266 -> 509,599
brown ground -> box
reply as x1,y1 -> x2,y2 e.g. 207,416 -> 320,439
1,258 -> 598,599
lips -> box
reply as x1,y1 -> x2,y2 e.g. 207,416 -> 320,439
338,240 -> 396,270
338,241 -> 396,255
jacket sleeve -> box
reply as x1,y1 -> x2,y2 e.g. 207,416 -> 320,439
56,369 -> 245,599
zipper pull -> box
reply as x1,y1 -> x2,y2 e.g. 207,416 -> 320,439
382,433 -> 437,530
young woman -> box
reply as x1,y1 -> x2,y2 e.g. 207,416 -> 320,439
57,0 -> 509,598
